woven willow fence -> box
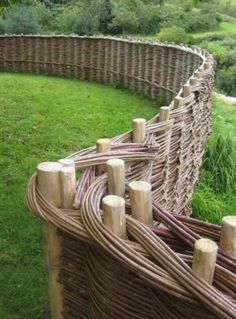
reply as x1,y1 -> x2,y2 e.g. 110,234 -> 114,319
1,35 -> 235,318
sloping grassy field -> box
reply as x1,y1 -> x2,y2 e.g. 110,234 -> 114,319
0,73 -> 158,319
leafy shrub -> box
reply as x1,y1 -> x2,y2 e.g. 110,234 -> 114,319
135,2 -> 161,34
4,4 -> 43,34
184,12 -> 220,32
202,42 -> 228,66
157,26 -> 192,44
111,7 -> 138,34
218,65 -> 236,97
72,10 -> 99,35
0,17 -> 5,34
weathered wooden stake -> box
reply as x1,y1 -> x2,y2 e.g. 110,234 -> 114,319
132,118 -> 146,143
159,106 -> 170,122
194,70 -> 202,78
37,162 -> 63,319
219,216 -> 236,258
102,195 -> 127,239
96,138 -> 111,174
174,96 -> 183,109
60,166 -> 76,209
107,158 -> 125,197
129,181 -> 153,224
190,77 -> 198,86
192,238 -> 218,284
183,84 -> 191,98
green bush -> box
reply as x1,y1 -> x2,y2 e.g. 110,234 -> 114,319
202,41 -> 228,66
4,4 -> 43,34
111,7 -> 138,34
218,65 -> 236,97
0,17 -> 5,34
157,26 -> 192,44
72,10 -> 99,35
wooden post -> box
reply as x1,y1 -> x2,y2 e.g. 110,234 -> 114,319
219,216 -> 236,258
106,158 -> 125,197
60,166 -> 76,209
58,158 -> 75,168
129,181 -> 153,225
37,162 -> 63,319
102,195 -> 127,239
159,106 -> 170,122
190,77 -> 198,86
174,96 -> 183,109
194,70 -> 202,78
183,84 -> 191,98
192,238 -> 218,284
132,118 -> 146,143
96,138 -> 111,174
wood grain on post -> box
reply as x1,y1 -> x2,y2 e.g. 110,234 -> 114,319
102,195 -> 127,239
37,162 -> 63,319
183,84 -> 191,98
190,77 -> 198,86
60,166 -> 76,209
219,216 -> 236,258
192,238 -> 218,285
132,118 -> 146,143
174,96 -> 183,109
159,106 -> 170,122
159,106 -> 170,134
107,158 -> 125,197
129,181 -> 153,225
96,138 -> 111,174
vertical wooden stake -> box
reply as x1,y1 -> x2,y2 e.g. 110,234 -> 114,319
219,216 -> 236,258
174,96 -> 183,109
183,84 -> 191,98
60,166 -> 76,209
132,118 -> 146,143
129,181 -> 153,225
194,70 -> 202,78
102,195 -> 127,239
96,138 -> 111,174
159,106 -> 170,122
190,77 -> 198,86
107,158 -> 125,197
192,238 -> 218,284
37,162 -> 63,319
58,158 -> 75,168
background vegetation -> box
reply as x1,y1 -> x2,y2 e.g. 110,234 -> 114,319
0,0 -> 235,97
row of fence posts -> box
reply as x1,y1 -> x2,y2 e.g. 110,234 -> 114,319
35,61 -> 235,319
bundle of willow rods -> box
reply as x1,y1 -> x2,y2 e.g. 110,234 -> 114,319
21,36 -> 236,318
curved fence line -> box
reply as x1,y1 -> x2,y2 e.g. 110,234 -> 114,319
1,36 -> 230,319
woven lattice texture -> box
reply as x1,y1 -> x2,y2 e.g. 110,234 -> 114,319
2,35 -> 234,318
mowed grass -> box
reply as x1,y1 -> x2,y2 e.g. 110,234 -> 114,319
0,73 -> 158,319
192,22 -> 236,38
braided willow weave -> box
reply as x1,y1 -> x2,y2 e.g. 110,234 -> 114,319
3,35 -> 232,318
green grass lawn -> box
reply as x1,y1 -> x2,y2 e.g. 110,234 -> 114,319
192,22 -> 236,38
0,73 -> 158,319
192,95 -> 236,223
